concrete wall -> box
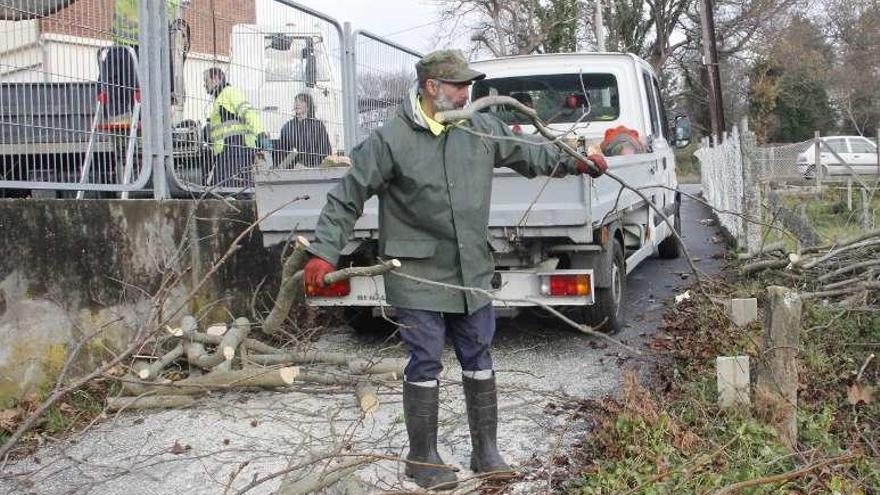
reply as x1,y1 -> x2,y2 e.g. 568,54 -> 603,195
0,199 -> 278,406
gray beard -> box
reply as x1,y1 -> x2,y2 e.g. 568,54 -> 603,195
433,91 -> 463,112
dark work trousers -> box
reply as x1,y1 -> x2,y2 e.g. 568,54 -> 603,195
98,43 -> 176,118
396,304 -> 496,383
211,135 -> 255,187
98,45 -> 139,118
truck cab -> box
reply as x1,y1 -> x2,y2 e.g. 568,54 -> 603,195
470,52 -> 680,223
226,24 -> 343,153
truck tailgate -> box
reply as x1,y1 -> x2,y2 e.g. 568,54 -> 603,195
255,166 -> 594,247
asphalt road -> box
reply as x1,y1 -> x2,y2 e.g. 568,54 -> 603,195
1,185 -> 726,495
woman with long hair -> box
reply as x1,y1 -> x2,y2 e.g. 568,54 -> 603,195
279,92 -> 332,168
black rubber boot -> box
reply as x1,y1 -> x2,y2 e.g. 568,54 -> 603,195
462,374 -> 511,473
403,382 -> 458,490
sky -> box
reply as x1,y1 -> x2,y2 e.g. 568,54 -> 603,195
255,0 -> 469,54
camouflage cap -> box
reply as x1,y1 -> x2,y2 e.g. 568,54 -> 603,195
416,49 -> 485,84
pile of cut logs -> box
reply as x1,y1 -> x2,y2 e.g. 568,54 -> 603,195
111,237 -> 403,414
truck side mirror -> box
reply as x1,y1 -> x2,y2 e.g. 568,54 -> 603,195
302,38 -> 317,88
673,115 -> 691,148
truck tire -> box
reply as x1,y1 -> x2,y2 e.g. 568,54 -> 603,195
656,203 -> 681,259
345,308 -> 395,334
574,241 -> 626,335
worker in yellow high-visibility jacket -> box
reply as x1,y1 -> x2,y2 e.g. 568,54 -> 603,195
99,0 -> 181,126
203,68 -> 267,187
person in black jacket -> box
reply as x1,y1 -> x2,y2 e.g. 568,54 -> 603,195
278,93 -> 331,168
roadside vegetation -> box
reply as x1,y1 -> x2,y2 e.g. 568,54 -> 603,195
561,290 -> 878,494
535,190 -> 880,494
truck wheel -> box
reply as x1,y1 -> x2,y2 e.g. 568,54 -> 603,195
582,241 -> 626,334
345,308 -> 395,334
657,204 -> 681,259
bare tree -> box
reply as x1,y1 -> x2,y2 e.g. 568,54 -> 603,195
356,71 -> 414,106
436,0 -> 583,56
824,0 -> 880,135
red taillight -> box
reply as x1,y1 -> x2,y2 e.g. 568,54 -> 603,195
543,274 -> 590,296
306,280 -> 351,297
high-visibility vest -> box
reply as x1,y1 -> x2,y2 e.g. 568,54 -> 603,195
112,0 -> 180,46
209,85 -> 265,155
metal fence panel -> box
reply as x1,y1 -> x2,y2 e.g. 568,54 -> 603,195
0,0 -> 153,193
168,0 -> 349,195
0,1 -> 423,197
352,30 -> 421,147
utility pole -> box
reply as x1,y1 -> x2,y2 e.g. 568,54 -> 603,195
594,0 -> 606,52
700,0 -> 725,142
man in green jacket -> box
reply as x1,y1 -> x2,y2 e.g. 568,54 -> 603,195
302,50 -> 607,489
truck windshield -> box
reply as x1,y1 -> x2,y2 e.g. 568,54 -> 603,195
472,73 -> 619,124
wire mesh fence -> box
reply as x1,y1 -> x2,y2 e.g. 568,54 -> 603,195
753,139 -> 813,182
352,30 -> 420,146
697,126 -> 880,252
0,1 -> 423,197
696,128 -> 745,247
0,0 -> 153,194
170,0 -> 353,195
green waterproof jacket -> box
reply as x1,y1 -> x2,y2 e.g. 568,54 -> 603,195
307,89 -> 580,314
209,84 -> 265,155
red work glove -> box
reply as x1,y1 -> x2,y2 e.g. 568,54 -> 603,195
303,256 -> 335,293
576,154 -> 608,178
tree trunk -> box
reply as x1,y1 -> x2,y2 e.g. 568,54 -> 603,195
263,237 -> 310,335
123,367 -> 299,396
107,395 -> 195,411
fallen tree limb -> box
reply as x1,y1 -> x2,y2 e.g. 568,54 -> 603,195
263,237 -> 311,335
245,350 -> 410,372
822,270 -> 877,290
297,370 -> 398,386
138,344 -> 185,380
183,338 -> 226,369
817,259 -> 880,283
123,366 -> 300,396
107,395 -> 195,411
737,241 -> 786,260
712,453 -> 858,495
277,458 -> 370,495
801,282 -> 880,300
220,317 -> 251,362
800,239 -> 880,270
348,357 -> 406,375
323,259 -> 402,285
246,350 -> 365,367
741,258 -> 791,275
168,328 -> 284,355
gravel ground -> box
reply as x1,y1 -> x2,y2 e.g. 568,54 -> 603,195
0,185 -> 725,495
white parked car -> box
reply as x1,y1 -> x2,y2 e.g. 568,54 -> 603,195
797,135 -> 879,179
